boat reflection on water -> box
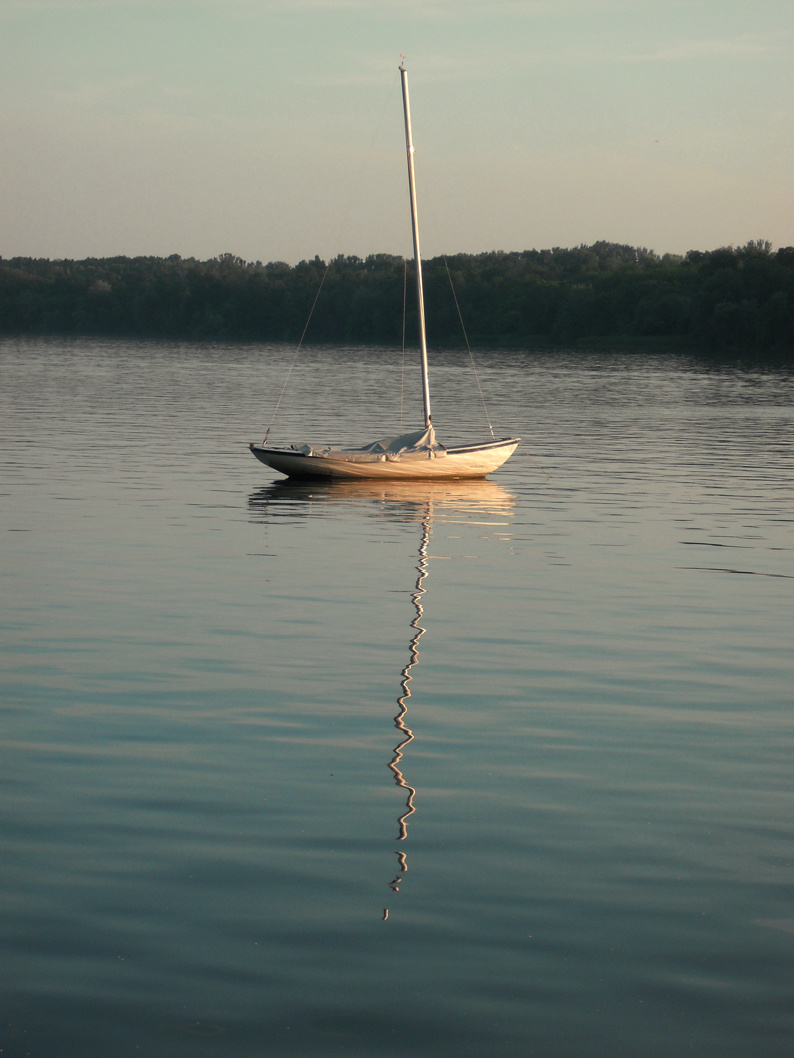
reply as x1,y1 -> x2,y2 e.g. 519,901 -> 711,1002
247,477 -> 516,524
247,478 -> 516,918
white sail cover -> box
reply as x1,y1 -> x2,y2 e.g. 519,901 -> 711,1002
293,425 -> 445,463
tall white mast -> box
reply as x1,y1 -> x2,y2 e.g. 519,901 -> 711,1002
399,63 -> 432,429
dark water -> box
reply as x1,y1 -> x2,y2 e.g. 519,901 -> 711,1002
1,337 -> 793,1057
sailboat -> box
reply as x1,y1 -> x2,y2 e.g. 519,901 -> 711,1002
249,63 -> 519,481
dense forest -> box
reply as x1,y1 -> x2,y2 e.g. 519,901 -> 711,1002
1,240 -> 792,359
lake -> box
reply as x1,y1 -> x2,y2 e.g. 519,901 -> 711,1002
1,337 -> 793,1057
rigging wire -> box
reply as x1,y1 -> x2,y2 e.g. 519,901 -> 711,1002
262,72 -> 400,445
263,265 -> 329,444
442,255 -> 496,440
400,258 -> 408,427
441,256 -> 551,478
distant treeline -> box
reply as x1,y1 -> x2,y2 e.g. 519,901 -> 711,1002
1,240 -> 792,358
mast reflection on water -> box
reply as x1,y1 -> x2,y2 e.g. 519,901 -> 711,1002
386,510 -> 429,899
247,479 -> 516,919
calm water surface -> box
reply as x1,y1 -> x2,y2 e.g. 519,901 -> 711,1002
1,338 -> 793,1057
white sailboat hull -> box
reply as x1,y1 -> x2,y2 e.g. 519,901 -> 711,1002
249,437 -> 519,480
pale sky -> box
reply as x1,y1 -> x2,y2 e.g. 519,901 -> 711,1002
1,0 -> 792,262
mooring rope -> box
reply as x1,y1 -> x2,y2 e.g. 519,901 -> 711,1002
518,441 -> 552,480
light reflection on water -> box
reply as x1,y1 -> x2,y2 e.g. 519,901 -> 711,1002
1,337 -> 793,1057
